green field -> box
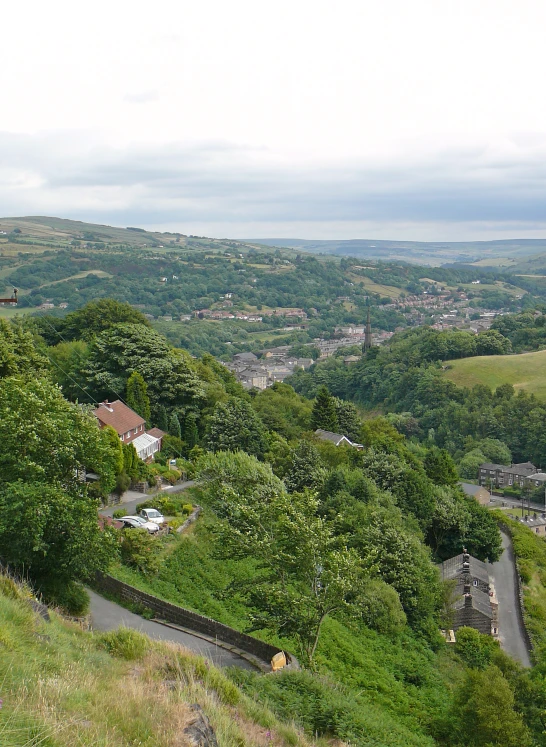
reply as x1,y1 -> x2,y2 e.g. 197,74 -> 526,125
443,349 -> 546,400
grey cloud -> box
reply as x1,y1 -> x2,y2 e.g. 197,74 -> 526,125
3,131 -> 546,228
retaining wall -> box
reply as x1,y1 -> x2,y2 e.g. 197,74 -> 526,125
95,573 -> 296,667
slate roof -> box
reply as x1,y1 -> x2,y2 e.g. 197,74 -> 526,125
460,482 -> 490,497
315,429 -> 351,446
453,590 -> 493,618
440,553 -> 490,585
93,401 -> 145,435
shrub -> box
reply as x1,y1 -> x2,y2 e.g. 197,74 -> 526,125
120,530 -> 160,575
163,469 -> 181,485
38,579 -> 90,616
98,627 -> 149,660
182,503 -> 193,515
455,626 -> 495,669
115,470 -> 131,495
112,508 -> 126,519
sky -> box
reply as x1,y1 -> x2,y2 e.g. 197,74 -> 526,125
3,0 -> 546,241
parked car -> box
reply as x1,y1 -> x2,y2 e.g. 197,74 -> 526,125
139,508 -> 165,525
119,516 -> 160,534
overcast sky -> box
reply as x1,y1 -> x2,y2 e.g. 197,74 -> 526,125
3,0 -> 546,241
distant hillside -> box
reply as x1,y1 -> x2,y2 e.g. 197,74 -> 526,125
252,237 -> 546,267
443,349 -> 546,400
0,215 -> 290,256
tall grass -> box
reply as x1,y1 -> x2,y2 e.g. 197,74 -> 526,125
0,576 -> 315,746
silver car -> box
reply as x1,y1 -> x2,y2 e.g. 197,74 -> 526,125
119,515 -> 160,534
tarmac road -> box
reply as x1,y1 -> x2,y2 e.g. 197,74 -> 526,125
88,589 -> 257,670
99,481 -> 196,518
488,531 -> 531,667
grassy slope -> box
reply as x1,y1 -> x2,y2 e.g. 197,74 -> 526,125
0,576 -> 314,747
108,507 -> 459,747
443,349 -> 546,401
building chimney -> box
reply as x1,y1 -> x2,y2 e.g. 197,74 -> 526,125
464,593 -> 473,608
463,584 -> 471,594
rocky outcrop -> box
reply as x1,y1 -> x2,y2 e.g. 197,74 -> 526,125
183,704 -> 218,746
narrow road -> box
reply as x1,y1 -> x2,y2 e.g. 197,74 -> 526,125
88,589 -> 256,670
487,531 -> 531,667
99,481 -> 196,518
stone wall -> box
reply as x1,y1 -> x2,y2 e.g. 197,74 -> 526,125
95,573 -> 296,667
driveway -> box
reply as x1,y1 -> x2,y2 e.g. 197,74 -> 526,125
88,589 -> 256,670
487,531 -> 531,667
99,481 -> 196,518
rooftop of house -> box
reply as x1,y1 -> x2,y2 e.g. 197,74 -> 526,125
93,400 -> 145,435
480,461 -> 537,475
528,472 -> 546,483
459,482 -> 490,497
517,514 -> 546,528
146,427 -> 166,440
453,589 -> 494,618
233,351 -> 258,361
315,429 -> 354,446
439,551 -> 490,584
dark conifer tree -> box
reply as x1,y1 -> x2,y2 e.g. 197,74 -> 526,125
311,385 -> 339,432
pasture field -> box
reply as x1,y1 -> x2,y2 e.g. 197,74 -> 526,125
443,348 -> 546,400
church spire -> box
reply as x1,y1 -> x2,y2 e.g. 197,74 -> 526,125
364,302 -> 372,351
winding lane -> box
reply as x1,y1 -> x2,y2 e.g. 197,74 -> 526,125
88,589 -> 257,670
487,531 -> 531,668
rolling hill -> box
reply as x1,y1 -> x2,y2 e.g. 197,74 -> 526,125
443,348 -> 546,401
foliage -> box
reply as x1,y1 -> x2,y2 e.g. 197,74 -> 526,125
424,448 -> 459,486
119,529 -> 161,575
310,385 -> 339,432
252,382 -> 312,440
125,370 -> 151,425
37,578 -> 90,616
333,396 -> 362,441
98,627 -> 149,660
205,398 -> 269,459
168,412 -> 181,439
82,323 -> 205,410
454,626 -> 497,669
284,440 -> 326,493
199,452 -> 366,664
0,319 -> 48,379
0,481 -> 117,585
449,666 -> 532,747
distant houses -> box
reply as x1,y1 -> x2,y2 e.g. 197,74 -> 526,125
479,461 -> 546,490
224,350 -> 314,390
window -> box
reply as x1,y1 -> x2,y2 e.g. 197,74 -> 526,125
473,580 -> 478,587
120,434 -> 124,441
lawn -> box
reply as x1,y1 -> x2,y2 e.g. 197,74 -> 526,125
443,349 -> 546,400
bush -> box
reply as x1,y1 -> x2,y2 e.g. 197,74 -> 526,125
163,469 -> 181,485
455,626 -> 495,669
38,579 -> 90,616
503,486 -> 522,498
115,470 -> 131,495
120,530 -> 160,575
112,508 -> 126,519
182,503 -> 193,515
98,627 -> 149,660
